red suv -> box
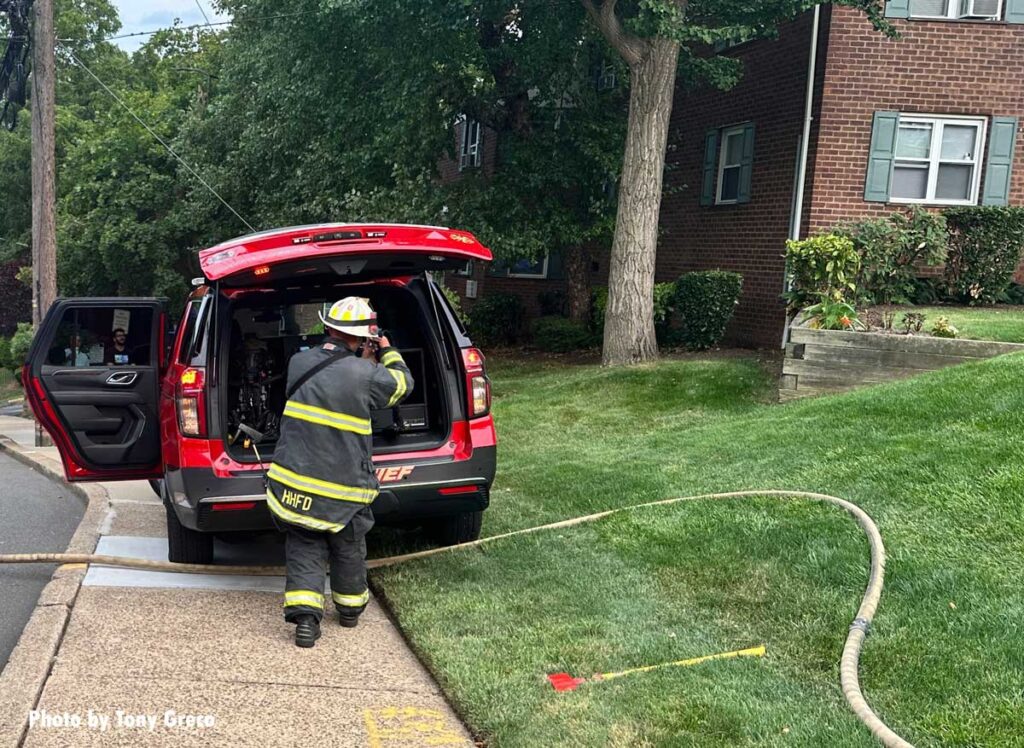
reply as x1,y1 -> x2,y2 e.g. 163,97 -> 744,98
25,224 -> 496,563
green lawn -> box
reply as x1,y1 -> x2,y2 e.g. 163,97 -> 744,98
371,353 -> 1024,747
881,305 -> 1024,344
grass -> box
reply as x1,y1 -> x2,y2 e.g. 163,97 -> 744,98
873,305 -> 1024,344
371,352 -> 1024,747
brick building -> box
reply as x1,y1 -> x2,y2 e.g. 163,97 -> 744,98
449,2 -> 1024,347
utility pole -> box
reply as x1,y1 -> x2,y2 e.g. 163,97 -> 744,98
30,0 -> 56,328
30,0 -> 56,446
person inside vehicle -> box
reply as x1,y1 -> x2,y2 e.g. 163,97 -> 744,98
64,333 -> 90,367
104,328 -> 131,365
266,296 -> 414,648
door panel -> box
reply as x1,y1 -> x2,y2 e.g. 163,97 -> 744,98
26,298 -> 167,482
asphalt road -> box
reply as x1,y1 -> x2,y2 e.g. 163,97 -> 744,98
0,452 -> 84,668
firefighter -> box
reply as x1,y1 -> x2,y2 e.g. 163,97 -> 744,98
266,296 -> 413,647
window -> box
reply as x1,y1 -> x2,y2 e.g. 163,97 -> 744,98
452,261 -> 473,278
596,60 -> 616,91
716,126 -> 746,204
508,255 -> 549,279
459,117 -> 482,170
891,115 -> 986,204
46,306 -> 155,368
909,0 -> 1002,18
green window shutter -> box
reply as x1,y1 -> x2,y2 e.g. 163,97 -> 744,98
982,117 -> 1019,206
1007,0 -> 1024,24
864,111 -> 900,203
546,251 -> 565,280
885,0 -> 910,18
700,129 -> 718,206
736,123 -> 756,204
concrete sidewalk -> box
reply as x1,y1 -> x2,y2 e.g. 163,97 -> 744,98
0,416 -> 473,747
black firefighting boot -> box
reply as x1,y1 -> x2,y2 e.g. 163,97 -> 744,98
338,612 -> 360,628
294,615 -> 322,648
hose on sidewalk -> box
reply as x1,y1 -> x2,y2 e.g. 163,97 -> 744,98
0,489 -> 912,748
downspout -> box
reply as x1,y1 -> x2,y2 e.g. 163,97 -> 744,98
781,4 -> 821,348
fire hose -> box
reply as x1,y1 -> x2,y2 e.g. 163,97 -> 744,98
0,489 -> 912,748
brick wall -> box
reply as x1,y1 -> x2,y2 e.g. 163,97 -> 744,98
808,8 -> 1024,262
658,10 -> 827,348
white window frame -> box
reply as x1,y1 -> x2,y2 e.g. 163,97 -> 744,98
715,126 -> 746,205
596,60 -> 616,91
459,117 -> 482,171
909,0 -> 1002,19
890,114 -> 987,206
452,260 -> 473,278
507,254 -> 549,279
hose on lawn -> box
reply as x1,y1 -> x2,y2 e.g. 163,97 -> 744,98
0,489 -> 912,748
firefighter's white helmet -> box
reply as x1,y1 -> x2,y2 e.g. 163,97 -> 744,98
319,297 -> 379,338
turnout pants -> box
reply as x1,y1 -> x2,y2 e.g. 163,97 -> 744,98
277,506 -> 375,623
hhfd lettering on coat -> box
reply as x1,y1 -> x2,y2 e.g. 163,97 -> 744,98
280,489 -> 313,511
375,466 -> 415,483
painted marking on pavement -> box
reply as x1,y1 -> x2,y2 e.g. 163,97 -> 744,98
363,706 -> 466,746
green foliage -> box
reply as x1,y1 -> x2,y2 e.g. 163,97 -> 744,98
439,284 -> 468,327
652,281 -> 678,345
783,234 -> 860,311
0,336 -> 13,373
530,316 -> 595,352
997,283 -> 1024,305
900,312 -> 926,334
837,207 -> 948,305
931,316 -> 958,339
910,276 -> 948,305
674,270 -> 743,350
801,293 -> 860,331
943,207 -> 1024,305
590,285 -> 609,337
467,293 -> 524,346
9,322 -> 34,368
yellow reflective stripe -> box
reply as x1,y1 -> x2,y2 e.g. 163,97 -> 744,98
284,590 -> 324,609
268,464 -> 377,503
332,590 -> 370,607
380,351 -> 403,367
386,368 -> 407,407
283,402 -> 372,435
265,489 -> 345,533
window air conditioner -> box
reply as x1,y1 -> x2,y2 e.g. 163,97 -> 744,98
959,0 -> 1001,18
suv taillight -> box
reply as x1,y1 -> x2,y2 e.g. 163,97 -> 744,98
462,348 -> 491,418
177,367 -> 207,437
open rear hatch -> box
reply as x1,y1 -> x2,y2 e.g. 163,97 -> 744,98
200,224 -> 491,286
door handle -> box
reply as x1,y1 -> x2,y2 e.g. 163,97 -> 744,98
106,371 -> 138,386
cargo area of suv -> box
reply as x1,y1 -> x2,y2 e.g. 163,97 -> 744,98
220,279 -> 457,463
24,224 -> 497,565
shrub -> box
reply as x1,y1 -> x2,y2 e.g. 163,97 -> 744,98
653,281 -> 678,346
9,322 -> 34,368
801,293 -> 862,331
590,286 -> 608,337
674,271 -> 743,350
784,234 -> 860,311
530,316 -> 595,352
931,316 -> 958,339
838,207 -> 948,305
944,207 -> 1024,304
0,335 -> 12,373
910,276 -> 949,305
439,284 -> 469,327
997,283 -> 1024,305
537,290 -> 568,317
467,293 -> 524,346
900,312 -> 926,334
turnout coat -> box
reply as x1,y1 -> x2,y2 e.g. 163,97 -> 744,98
266,342 -> 413,533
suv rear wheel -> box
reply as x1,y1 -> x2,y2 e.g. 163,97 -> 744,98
426,510 -> 483,546
165,502 -> 214,565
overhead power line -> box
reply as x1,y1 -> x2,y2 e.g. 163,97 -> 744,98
194,0 -> 212,27
62,10 -> 324,44
63,47 -> 256,233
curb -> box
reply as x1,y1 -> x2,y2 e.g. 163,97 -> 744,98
0,433 -> 112,747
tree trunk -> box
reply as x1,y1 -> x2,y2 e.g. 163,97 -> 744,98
564,244 -> 592,324
601,37 -> 679,366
